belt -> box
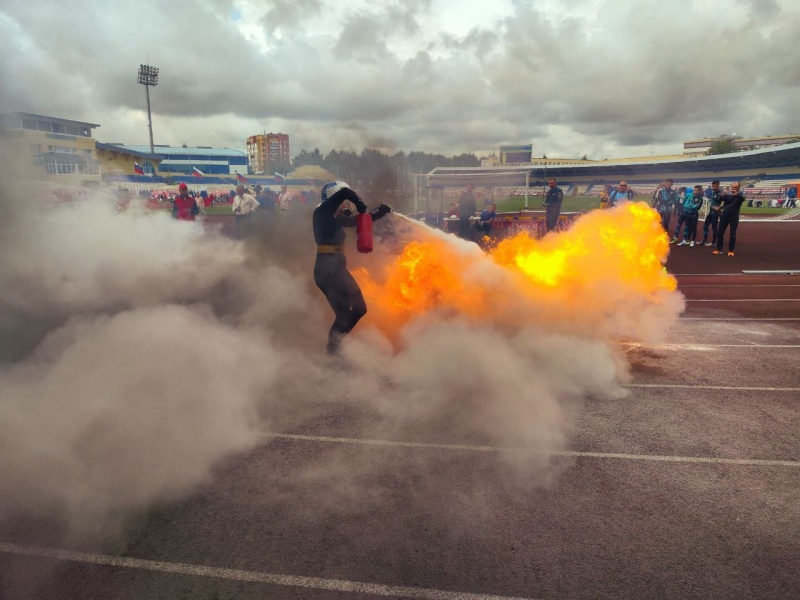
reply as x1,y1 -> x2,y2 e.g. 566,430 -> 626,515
317,244 -> 343,254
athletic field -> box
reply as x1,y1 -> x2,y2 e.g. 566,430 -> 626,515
1,221 -> 798,600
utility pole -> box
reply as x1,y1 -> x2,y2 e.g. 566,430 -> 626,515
137,64 -> 159,155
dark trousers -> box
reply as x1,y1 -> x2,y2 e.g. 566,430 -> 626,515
659,211 -> 671,232
545,202 -> 562,232
314,254 -> 367,354
235,214 -> 256,239
717,213 -> 740,252
701,211 -> 720,244
674,214 -> 698,241
458,217 -> 474,241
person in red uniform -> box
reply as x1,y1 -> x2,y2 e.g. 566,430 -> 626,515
172,183 -> 199,221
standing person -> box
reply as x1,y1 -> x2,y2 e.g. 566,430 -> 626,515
699,180 -> 724,246
232,184 -> 259,238
172,183 -> 199,221
543,178 -> 564,232
607,181 -> 631,208
599,185 -> 611,209
713,182 -> 747,257
458,183 -> 477,240
786,185 -> 797,209
673,185 -> 704,246
257,186 -> 276,211
278,184 -> 293,213
195,191 -> 207,217
313,181 -> 391,354
653,179 -> 679,233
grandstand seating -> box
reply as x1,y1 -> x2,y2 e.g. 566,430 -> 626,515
104,174 -> 167,184
742,177 -> 800,198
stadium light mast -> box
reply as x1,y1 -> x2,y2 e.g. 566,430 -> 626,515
137,64 -> 159,155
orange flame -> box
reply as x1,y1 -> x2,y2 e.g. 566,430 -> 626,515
355,203 -> 678,342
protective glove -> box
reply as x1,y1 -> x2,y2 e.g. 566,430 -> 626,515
354,193 -> 367,214
370,204 -> 392,220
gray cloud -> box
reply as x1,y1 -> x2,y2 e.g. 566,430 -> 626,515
0,0 -> 797,157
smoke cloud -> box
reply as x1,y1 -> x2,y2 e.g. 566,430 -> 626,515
0,173 -> 682,547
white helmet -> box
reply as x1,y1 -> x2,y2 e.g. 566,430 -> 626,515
321,181 -> 350,201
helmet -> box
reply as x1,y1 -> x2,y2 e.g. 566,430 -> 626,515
321,181 -> 350,201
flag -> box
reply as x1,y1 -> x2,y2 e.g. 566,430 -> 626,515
275,172 -> 285,183
236,172 -> 248,184
134,162 -> 144,175
192,167 -> 205,178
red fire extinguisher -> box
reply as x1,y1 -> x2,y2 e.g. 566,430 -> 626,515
356,213 -> 373,253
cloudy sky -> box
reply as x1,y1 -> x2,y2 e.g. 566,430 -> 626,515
1,0 -> 798,160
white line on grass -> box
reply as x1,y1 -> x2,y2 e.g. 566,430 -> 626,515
264,433 -> 800,468
0,542 -> 535,600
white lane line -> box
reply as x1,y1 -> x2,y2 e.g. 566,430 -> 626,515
684,299 -> 800,302
626,383 -> 800,392
265,433 -> 800,468
0,542 -> 535,600
624,343 -> 800,349
679,317 -> 800,321
679,285 -> 800,287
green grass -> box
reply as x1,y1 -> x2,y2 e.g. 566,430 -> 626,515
493,195 -> 625,212
492,195 -> 793,216
204,205 -> 235,216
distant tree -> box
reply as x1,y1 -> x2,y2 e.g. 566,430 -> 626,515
581,154 -> 589,160
542,154 -> 548,159
291,148 -> 325,169
290,146 -> 480,211
450,153 -> 480,167
706,139 -> 738,155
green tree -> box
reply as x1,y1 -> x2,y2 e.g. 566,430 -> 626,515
706,139 -> 738,155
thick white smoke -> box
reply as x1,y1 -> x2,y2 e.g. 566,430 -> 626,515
0,175 -> 680,542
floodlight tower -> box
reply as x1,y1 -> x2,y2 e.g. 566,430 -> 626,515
137,64 -> 159,154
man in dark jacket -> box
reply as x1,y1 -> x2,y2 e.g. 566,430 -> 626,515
543,178 -> 564,232
458,184 -> 477,240
713,182 -> 746,257
313,181 -> 391,354
699,180 -> 724,246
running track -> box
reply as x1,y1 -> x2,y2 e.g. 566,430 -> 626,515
1,221 -> 798,600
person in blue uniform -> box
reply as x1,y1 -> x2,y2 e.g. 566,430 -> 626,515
477,203 -> 497,236
673,185 -> 704,246
313,181 -> 391,354
653,179 -> 678,233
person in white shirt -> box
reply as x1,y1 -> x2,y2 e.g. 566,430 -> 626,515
232,185 -> 259,238
278,184 -> 293,212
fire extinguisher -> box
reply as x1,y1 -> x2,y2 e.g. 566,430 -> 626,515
356,213 -> 373,253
